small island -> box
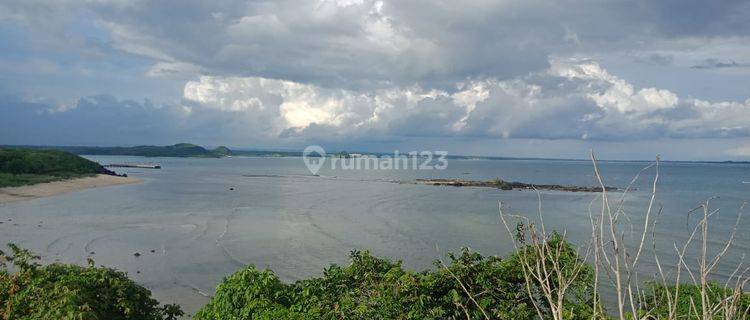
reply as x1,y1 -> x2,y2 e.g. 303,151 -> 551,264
413,178 -> 616,192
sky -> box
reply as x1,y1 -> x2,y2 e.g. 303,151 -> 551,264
1,0 -> 749,161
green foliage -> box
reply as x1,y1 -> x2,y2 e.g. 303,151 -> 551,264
0,148 -> 112,187
0,241 -> 747,319
0,148 -> 104,176
0,244 -> 183,320
195,240 -> 598,320
640,281 -> 750,319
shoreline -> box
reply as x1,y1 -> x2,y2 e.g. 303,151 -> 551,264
0,174 -> 141,204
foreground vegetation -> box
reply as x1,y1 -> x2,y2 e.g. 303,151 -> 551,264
0,244 -> 183,319
0,148 -> 114,187
1,238 -> 746,319
195,233 -> 596,319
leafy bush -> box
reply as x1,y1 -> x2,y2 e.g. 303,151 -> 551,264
195,236 -> 598,320
640,281 -> 750,319
0,244 -> 182,320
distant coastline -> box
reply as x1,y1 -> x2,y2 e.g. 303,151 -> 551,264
3,143 -> 749,163
11,143 -> 232,158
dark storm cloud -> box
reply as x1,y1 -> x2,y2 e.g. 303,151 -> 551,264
2,0 -> 750,91
638,0 -> 750,37
0,95 -> 179,146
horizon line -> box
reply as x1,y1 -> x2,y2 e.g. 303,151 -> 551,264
3,143 -> 749,164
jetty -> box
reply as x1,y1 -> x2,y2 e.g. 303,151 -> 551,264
104,164 -> 161,169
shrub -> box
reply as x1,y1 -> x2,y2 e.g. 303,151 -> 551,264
641,281 -> 750,319
195,238 -> 598,320
0,244 -> 182,320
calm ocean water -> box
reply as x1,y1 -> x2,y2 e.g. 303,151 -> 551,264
0,156 -> 748,314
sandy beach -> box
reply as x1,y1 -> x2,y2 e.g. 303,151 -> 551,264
0,174 -> 141,204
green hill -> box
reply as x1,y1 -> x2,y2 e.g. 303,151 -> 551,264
212,146 -> 232,157
40,143 -> 233,158
0,148 -> 114,187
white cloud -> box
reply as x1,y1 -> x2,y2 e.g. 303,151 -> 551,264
450,82 -> 490,131
550,58 -> 679,113
180,59 -> 750,141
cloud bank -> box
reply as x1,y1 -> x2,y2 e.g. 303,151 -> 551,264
1,0 -> 750,159
4,59 -> 749,155
179,59 -> 750,141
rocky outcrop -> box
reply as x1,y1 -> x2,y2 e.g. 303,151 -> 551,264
413,178 -> 616,192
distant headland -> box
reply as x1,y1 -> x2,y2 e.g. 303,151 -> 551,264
39,143 -> 232,158
4,143 -> 303,158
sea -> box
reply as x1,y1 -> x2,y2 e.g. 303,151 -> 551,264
1,155 -> 748,315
